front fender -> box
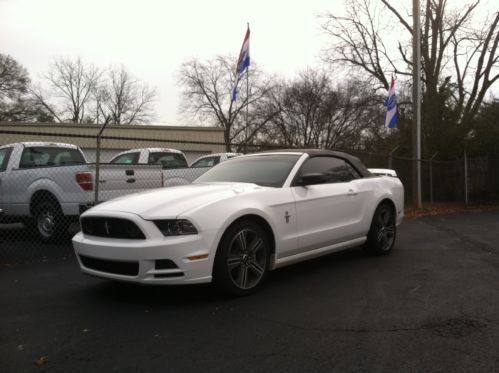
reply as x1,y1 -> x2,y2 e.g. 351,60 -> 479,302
180,189 -> 296,265
211,206 -> 278,249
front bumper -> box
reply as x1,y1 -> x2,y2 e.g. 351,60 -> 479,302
72,216 -> 219,285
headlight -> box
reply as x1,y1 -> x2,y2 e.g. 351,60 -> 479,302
153,219 -> 198,236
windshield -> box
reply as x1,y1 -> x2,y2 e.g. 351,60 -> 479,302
194,154 -> 300,187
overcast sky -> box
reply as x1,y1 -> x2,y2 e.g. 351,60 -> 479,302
0,0 -> 495,125
0,0 -> 342,125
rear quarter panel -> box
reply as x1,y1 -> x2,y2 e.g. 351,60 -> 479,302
356,175 -> 404,232
368,176 -> 404,225
88,163 -> 163,201
5,165 -> 92,216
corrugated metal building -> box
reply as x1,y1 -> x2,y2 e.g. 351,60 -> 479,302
0,122 -> 226,163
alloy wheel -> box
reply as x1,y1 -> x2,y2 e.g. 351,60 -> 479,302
226,228 -> 268,290
376,207 -> 395,252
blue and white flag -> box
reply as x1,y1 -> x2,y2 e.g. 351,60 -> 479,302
231,27 -> 250,102
384,77 -> 398,129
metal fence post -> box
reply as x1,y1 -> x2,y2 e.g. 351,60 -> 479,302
94,117 -> 110,205
429,152 -> 438,205
388,145 -> 400,169
463,130 -> 475,206
464,150 -> 469,205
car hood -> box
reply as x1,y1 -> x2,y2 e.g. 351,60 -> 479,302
87,182 -> 263,219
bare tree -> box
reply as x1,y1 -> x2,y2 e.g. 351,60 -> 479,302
451,10 -> 499,125
257,69 -> 381,150
178,55 -> 277,151
31,59 -> 156,125
97,65 -> 156,125
261,70 -> 333,148
34,57 -> 102,123
30,85 -> 63,122
321,0 -> 499,155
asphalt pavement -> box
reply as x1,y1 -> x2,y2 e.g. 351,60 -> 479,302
1,211 -> 499,373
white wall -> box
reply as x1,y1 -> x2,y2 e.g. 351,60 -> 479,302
81,149 -> 210,164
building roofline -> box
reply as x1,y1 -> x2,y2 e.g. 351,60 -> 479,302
0,121 -> 224,132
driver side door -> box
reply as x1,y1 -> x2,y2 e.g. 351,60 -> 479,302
291,156 -> 366,255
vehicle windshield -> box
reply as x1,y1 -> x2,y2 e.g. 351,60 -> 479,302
194,154 -> 300,187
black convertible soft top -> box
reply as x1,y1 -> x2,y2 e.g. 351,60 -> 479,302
265,149 -> 373,178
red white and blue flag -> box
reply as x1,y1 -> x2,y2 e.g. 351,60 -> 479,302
384,77 -> 398,129
231,26 -> 250,102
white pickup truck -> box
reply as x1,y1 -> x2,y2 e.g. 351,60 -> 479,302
110,148 -> 240,186
0,142 -> 163,241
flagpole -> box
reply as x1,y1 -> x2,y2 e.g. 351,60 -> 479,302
245,23 -> 250,154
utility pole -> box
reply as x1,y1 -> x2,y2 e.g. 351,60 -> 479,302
412,0 -> 422,208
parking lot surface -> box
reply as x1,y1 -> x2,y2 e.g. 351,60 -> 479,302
1,211 -> 499,373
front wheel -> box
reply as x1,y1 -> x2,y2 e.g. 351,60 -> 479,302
213,221 -> 270,296
364,203 -> 396,255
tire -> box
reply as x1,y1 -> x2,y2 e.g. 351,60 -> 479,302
32,200 -> 69,242
364,203 -> 396,255
213,221 -> 271,296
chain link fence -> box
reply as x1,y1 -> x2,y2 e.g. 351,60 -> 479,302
1,129 -> 498,264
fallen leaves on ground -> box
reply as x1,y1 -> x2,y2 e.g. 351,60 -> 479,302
34,356 -> 48,366
405,203 -> 499,219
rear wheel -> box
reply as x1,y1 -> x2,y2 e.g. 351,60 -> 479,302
214,221 -> 270,296
364,203 -> 396,255
32,200 -> 69,242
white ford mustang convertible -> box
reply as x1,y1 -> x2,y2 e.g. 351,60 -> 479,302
73,150 -> 404,295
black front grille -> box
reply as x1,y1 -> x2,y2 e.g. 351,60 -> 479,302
81,217 -> 145,239
80,255 -> 139,276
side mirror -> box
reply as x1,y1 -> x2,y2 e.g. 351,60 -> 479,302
295,173 -> 329,186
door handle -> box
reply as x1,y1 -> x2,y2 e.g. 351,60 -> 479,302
348,189 -> 358,196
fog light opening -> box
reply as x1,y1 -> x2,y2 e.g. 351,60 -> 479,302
155,259 -> 178,270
